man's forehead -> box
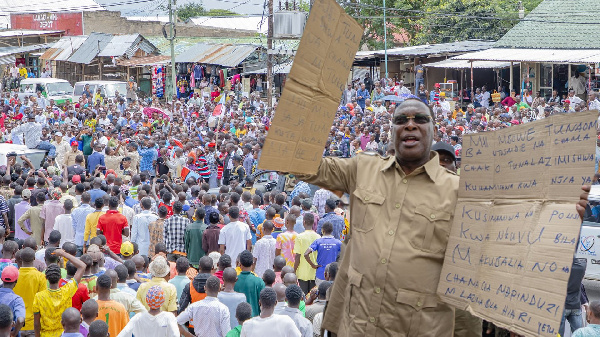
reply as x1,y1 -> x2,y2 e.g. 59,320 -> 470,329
393,100 -> 431,116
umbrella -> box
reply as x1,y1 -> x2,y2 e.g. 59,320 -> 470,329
382,95 -> 405,102
143,107 -> 170,120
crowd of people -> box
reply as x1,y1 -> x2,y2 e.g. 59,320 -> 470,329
0,64 -> 597,337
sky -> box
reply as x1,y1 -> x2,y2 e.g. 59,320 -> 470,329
95,0 -> 267,16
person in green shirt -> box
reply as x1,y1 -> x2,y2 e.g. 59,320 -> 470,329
185,208 -> 207,268
77,127 -> 94,156
226,302 -> 252,337
233,250 -> 265,317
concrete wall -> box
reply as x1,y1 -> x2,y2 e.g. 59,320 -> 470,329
83,11 -> 257,37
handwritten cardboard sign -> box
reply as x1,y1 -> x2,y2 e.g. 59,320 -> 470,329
437,110 -> 598,337
258,0 -> 363,173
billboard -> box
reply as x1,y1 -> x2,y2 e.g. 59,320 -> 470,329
10,12 -> 83,36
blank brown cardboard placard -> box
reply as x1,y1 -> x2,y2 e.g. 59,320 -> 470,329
258,0 -> 363,173
437,110 -> 598,337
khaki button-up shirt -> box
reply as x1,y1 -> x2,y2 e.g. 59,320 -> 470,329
298,152 -> 459,337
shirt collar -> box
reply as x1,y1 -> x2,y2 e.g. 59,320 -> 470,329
380,151 -> 441,183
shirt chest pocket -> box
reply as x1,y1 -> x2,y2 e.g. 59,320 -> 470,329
409,205 -> 452,254
352,189 -> 386,233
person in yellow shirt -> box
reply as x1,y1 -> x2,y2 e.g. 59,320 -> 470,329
96,274 -> 129,337
33,248 -> 86,337
18,64 -> 28,79
13,247 -> 46,335
84,199 -> 105,253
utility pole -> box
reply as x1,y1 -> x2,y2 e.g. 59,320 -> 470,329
168,0 -> 177,98
267,0 -> 274,109
383,0 -> 388,78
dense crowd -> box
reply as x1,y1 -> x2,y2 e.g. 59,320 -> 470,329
0,66 -> 597,337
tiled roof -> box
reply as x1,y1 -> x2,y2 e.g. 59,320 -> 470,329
495,0 -> 599,49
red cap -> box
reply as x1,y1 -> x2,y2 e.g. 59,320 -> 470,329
208,142 -> 216,148
70,141 -> 78,147
72,175 -> 81,183
2,266 -> 18,282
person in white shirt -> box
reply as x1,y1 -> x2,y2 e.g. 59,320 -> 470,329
589,91 -> 600,111
241,287 -> 301,337
394,80 -> 411,96
177,276 -> 231,337
480,86 -> 491,108
218,206 -> 252,262
117,285 -> 179,337
54,199 -> 75,245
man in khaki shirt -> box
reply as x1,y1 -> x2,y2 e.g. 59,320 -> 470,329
296,99 -> 590,336
64,141 -> 83,167
298,99 -> 459,336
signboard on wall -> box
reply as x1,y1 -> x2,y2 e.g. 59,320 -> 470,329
10,12 -> 83,36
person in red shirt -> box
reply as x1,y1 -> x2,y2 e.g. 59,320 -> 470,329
97,196 -> 129,254
59,261 -> 90,310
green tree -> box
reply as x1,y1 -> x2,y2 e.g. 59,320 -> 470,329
176,3 -> 206,21
339,0 -> 543,48
204,9 -> 239,16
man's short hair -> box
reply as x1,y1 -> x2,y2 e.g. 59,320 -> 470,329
325,199 -> 336,211
228,206 -> 240,219
218,254 -> 232,269
590,300 -> 600,318
235,302 -> 252,323
262,269 -> 276,285
239,250 -> 253,267
318,281 -> 333,299
114,264 -> 128,282
285,284 -> 303,306
322,222 -> 334,234
175,257 -> 189,274
259,287 -> 277,309
0,304 -> 13,329
88,320 -> 109,337
205,276 -> 221,293
96,274 -> 112,289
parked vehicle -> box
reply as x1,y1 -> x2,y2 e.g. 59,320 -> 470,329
18,78 -> 73,105
577,221 -> 600,280
73,80 -> 127,103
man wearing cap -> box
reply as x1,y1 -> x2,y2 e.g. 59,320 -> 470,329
51,132 -> 70,167
0,266 -> 25,337
136,256 -> 178,314
10,114 -> 56,158
293,98 -> 591,337
64,140 -> 83,167
431,142 -> 457,173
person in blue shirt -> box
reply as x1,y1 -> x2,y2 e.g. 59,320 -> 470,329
0,266 -> 26,337
356,83 -> 369,110
87,143 -> 105,174
304,221 -> 342,285
573,300 -> 600,337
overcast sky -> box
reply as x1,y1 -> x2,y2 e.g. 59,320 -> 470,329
96,0 -> 267,16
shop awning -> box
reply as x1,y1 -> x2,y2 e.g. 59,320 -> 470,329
454,48 -> 600,64
116,55 -> 170,67
242,62 -> 292,75
175,43 -> 262,67
424,59 -> 513,69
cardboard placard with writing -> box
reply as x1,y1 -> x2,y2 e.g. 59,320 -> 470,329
437,110 -> 598,337
258,0 -> 363,173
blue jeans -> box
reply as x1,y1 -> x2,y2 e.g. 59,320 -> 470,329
415,78 -> 424,94
559,308 -> 583,336
36,141 -> 56,157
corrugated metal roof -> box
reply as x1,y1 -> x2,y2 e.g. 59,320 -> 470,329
0,43 -> 49,57
0,0 -> 104,14
40,35 -> 87,61
454,48 -> 600,64
356,40 -> 496,59
175,43 -> 262,67
116,55 -> 170,66
424,59 -> 513,69
67,32 -> 112,64
189,16 -> 267,34
495,0 -> 599,49
98,34 -> 158,58
98,34 -> 141,57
